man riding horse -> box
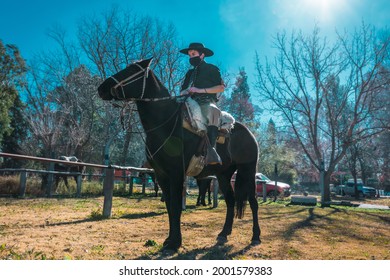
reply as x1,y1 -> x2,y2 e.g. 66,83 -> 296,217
98,52 -> 260,251
180,43 -> 224,165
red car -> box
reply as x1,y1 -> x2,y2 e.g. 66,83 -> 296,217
231,172 -> 291,197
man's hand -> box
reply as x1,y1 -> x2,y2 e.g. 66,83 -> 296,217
180,89 -> 190,96
188,87 -> 204,95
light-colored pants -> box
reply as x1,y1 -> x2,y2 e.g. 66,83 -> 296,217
199,102 -> 221,127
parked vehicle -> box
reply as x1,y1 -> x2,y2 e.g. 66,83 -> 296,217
362,186 -> 377,197
231,172 -> 291,197
331,184 -> 344,194
334,179 -> 377,198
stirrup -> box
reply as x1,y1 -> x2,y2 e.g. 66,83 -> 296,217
206,147 -> 222,165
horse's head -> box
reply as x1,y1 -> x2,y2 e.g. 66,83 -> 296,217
98,58 -> 154,101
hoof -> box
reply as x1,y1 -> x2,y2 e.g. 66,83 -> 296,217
162,238 -> 181,252
251,239 -> 261,246
216,236 -> 228,245
161,245 -> 178,253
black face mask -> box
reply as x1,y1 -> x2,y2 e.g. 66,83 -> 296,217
189,56 -> 202,67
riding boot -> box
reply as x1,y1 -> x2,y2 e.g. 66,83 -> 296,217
206,125 -> 222,165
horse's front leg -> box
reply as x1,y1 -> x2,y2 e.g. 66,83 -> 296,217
158,175 -> 183,251
163,177 -> 184,251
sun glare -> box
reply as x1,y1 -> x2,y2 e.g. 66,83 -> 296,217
302,0 -> 345,22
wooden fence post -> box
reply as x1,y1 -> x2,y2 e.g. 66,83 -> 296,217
46,162 -> 54,197
273,163 -> 278,202
142,177 -> 146,195
19,170 -> 27,198
122,170 -> 126,191
129,176 -> 133,195
262,181 -> 267,202
103,168 -> 114,218
76,174 -> 82,197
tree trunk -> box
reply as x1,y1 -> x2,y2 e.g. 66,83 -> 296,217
121,129 -> 132,166
323,171 -> 331,203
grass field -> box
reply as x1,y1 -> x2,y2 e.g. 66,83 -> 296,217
0,194 -> 389,260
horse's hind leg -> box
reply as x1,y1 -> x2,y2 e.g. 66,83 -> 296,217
216,168 -> 236,244
239,162 -> 261,245
248,193 -> 261,245
201,185 -> 207,206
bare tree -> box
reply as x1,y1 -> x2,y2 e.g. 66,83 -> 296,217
77,6 -> 185,165
255,24 -> 390,202
21,5 -> 186,168
23,57 -> 64,158
53,65 -> 102,158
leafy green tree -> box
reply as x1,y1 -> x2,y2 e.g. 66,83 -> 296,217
257,119 -> 297,184
0,41 -> 27,145
1,94 -> 28,167
226,68 -> 260,131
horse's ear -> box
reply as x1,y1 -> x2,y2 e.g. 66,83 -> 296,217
140,57 -> 153,68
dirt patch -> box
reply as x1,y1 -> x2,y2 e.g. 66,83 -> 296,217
0,196 -> 389,260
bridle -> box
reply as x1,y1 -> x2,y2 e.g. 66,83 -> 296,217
108,62 -> 180,102
109,62 -> 150,100
107,62 -> 190,160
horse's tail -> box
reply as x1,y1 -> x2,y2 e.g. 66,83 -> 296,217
235,193 -> 247,219
234,171 -> 249,219
234,161 -> 257,219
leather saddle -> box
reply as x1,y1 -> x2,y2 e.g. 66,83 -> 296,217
181,98 -> 235,176
182,97 -> 235,144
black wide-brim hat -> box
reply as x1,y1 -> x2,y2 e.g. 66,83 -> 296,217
179,42 -> 214,57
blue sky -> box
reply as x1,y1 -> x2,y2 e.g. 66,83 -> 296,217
1,0 -> 389,89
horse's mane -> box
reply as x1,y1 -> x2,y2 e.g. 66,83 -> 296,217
146,69 -> 171,98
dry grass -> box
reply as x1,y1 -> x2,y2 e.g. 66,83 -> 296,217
0,195 -> 389,260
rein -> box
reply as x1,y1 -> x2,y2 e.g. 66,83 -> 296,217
108,64 -> 191,160
136,100 -> 183,160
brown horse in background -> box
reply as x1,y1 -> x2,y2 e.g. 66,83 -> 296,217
138,161 -> 160,198
54,156 -> 85,191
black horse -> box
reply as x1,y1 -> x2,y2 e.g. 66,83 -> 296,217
98,58 -> 260,251
196,178 -> 212,206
